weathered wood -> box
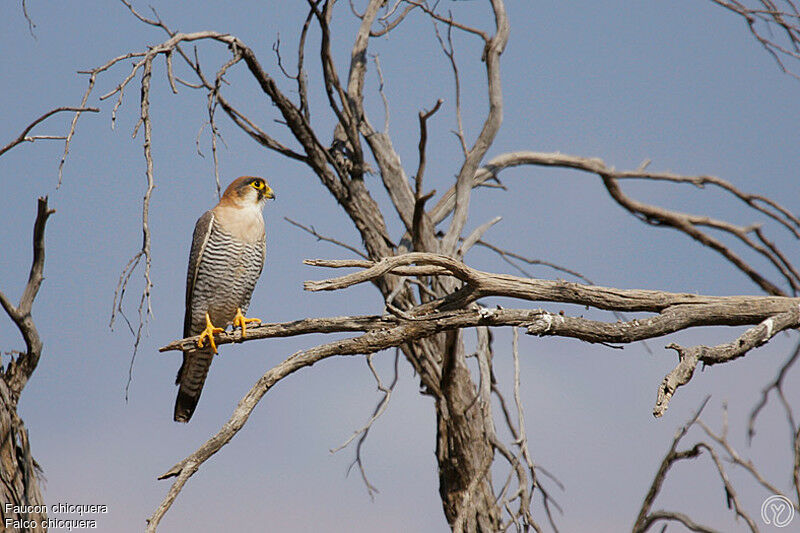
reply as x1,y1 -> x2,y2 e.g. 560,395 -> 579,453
98,3 -> 800,531
0,380 -> 46,533
0,198 -> 53,532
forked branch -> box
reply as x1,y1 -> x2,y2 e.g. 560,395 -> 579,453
0,197 -> 55,402
0,106 -> 98,158
430,151 -> 799,296
710,0 -> 800,79
154,249 -> 798,529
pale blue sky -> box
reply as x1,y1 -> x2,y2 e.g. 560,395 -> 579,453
1,1 -> 798,532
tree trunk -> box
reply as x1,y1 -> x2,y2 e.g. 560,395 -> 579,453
436,332 -> 501,532
0,380 -> 46,533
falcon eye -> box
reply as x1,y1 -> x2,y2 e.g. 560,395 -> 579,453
251,180 -> 264,190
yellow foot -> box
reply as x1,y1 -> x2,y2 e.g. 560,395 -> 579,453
197,312 -> 225,353
233,308 -> 261,339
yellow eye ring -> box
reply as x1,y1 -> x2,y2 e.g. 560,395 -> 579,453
251,180 -> 265,190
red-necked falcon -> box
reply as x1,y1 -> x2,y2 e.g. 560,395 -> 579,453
174,176 -> 275,422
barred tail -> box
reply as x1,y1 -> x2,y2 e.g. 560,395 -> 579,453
174,348 -> 214,422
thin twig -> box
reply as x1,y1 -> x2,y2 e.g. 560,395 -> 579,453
748,338 -> 800,443
710,0 -> 800,80
285,217 -> 368,259
0,107 -> 99,158
333,350 -> 400,499
633,397 -> 711,533
21,0 -> 37,38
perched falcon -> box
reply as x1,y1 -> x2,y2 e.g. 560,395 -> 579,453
174,176 -> 275,422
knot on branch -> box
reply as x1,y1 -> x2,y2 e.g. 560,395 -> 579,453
525,313 -> 563,336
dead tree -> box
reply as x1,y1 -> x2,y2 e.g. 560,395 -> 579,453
0,106 -> 96,532
75,1 -> 798,531
0,198 -> 52,533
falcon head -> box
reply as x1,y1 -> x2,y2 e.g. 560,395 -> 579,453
221,176 -> 276,208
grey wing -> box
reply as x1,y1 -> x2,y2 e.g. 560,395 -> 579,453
183,210 -> 215,338
257,236 -> 267,280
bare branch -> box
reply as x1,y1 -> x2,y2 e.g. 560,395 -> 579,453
158,298 -> 780,360
296,7 -> 315,122
699,416 -> 793,504
433,20 -> 468,156
472,326 -> 542,530
0,197 -> 55,400
21,0 -> 36,38
510,327 -> 538,529
616,168 -> 800,239
709,0 -> 800,79
795,428 -> 800,505
372,54 -> 390,134
402,1 -> 489,39
371,3 -> 415,37
346,3 -> 429,243
206,77 -> 308,162
602,176 -> 791,296
408,99 -> 443,254
284,216 -> 368,259
307,0 -> 361,160
430,151 -> 800,295
474,239 -> 593,284
207,50 -> 245,195
457,216 -> 501,258
159,309 -> 538,354
150,314 -> 495,529
106,49 -> 156,396
748,338 -> 800,442
0,107 -> 99,158
633,397 -> 711,533
157,252 -> 799,439
637,510 -> 718,533
442,0 -> 509,254
694,441 -> 759,531
414,98 -> 443,194
303,253 -> 798,317
272,33 -> 297,81
653,308 -> 800,417
331,350 -> 400,499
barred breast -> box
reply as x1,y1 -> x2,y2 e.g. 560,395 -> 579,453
188,218 -> 266,336
174,215 -> 266,422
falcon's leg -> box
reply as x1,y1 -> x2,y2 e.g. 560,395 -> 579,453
196,312 -> 225,354
233,308 -> 261,338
